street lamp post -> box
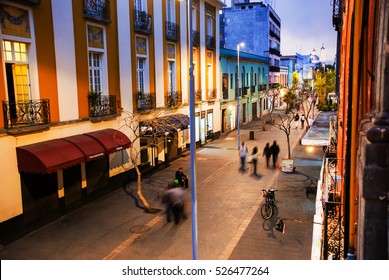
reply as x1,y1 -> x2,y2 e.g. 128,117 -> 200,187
186,0 -> 198,260
237,42 -> 244,149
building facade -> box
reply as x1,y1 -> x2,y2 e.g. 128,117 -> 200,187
220,47 -> 268,135
315,0 -> 389,259
220,1 -> 281,113
0,0 -> 224,244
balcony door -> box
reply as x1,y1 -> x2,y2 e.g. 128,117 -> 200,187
2,40 -> 31,103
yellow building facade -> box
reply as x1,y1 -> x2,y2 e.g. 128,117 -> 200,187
0,0 -> 223,244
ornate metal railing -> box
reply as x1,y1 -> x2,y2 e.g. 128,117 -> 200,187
250,85 -> 256,94
222,88 -> 229,100
166,21 -> 179,42
192,31 -> 200,47
207,89 -> 216,101
332,0 -> 342,31
2,99 -> 50,129
195,90 -> 202,103
88,95 -> 117,117
134,10 -> 152,34
322,157 -> 344,260
258,84 -> 267,91
165,91 -> 182,108
15,0 -> 41,4
206,35 -> 216,50
136,92 -> 156,111
83,0 -> 110,22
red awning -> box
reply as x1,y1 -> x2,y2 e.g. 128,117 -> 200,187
16,139 -> 85,174
62,135 -> 106,161
84,129 -> 131,154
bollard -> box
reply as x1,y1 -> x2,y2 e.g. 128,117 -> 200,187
249,131 -> 254,140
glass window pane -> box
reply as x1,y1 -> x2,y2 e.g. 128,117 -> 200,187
14,42 -> 20,52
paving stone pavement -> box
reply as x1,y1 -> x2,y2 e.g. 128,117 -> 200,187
0,112 -> 321,260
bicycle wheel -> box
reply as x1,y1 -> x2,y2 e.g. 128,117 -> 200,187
261,203 -> 273,220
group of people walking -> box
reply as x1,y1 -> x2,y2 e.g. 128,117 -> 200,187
294,113 -> 306,129
239,140 -> 280,176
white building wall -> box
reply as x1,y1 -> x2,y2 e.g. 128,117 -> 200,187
153,0 -> 165,108
116,0 -> 133,112
51,0 -> 79,121
0,136 -> 21,222
180,0 -> 189,104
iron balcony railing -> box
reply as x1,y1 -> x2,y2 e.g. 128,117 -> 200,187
88,95 -> 117,117
207,89 -> 216,101
83,0 -> 111,22
195,90 -> 202,103
166,21 -> 179,42
166,91 -> 182,108
332,0 -> 342,31
192,31 -> 200,47
222,88 -> 229,100
134,10 -> 152,34
206,35 -> 216,50
250,85 -> 256,94
136,92 -> 156,111
2,99 -> 50,129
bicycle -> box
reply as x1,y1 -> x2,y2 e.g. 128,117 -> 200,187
261,188 -> 277,219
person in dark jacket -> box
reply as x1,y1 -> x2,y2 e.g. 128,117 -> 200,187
175,167 -> 189,188
270,140 -> 280,168
263,142 -> 271,167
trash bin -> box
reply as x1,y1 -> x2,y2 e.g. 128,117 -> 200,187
249,130 -> 254,140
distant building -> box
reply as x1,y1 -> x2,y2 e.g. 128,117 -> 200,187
280,53 -> 304,88
220,0 -> 281,111
220,48 -> 268,134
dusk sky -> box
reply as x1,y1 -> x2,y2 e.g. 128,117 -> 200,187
224,0 -> 338,64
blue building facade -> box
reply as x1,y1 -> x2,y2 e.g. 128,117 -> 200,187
220,48 -> 268,135
220,1 -> 281,87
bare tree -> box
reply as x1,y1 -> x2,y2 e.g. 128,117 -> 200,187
120,110 -> 180,213
271,109 -> 295,159
263,84 -> 283,124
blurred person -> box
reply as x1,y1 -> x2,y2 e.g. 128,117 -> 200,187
175,167 -> 189,188
263,142 -> 271,168
239,141 -> 249,172
270,140 -> 280,168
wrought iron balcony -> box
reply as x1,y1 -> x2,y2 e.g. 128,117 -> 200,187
207,89 -> 216,101
166,91 -> 182,108
242,86 -> 249,96
13,0 -> 41,5
166,21 -> 179,42
83,0 -> 111,23
195,90 -> 202,103
206,35 -> 216,50
88,95 -> 117,117
134,10 -> 152,34
332,0 -> 342,31
192,31 -> 200,47
2,99 -> 50,129
136,92 -> 156,111
250,85 -> 256,94
222,88 -> 229,100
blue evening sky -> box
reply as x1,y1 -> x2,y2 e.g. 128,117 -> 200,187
223,0 -> 337,64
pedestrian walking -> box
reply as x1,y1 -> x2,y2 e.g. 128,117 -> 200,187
294,113 -> 299,129
263,142 -> 271,168
270,140 -> 280,168
249,146 -> 260,176
301,114 -> 305,129
239,141 -> 249,172
161,184 -> 187,224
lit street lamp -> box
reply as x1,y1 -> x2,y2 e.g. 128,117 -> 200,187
237,42 -> 245,149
